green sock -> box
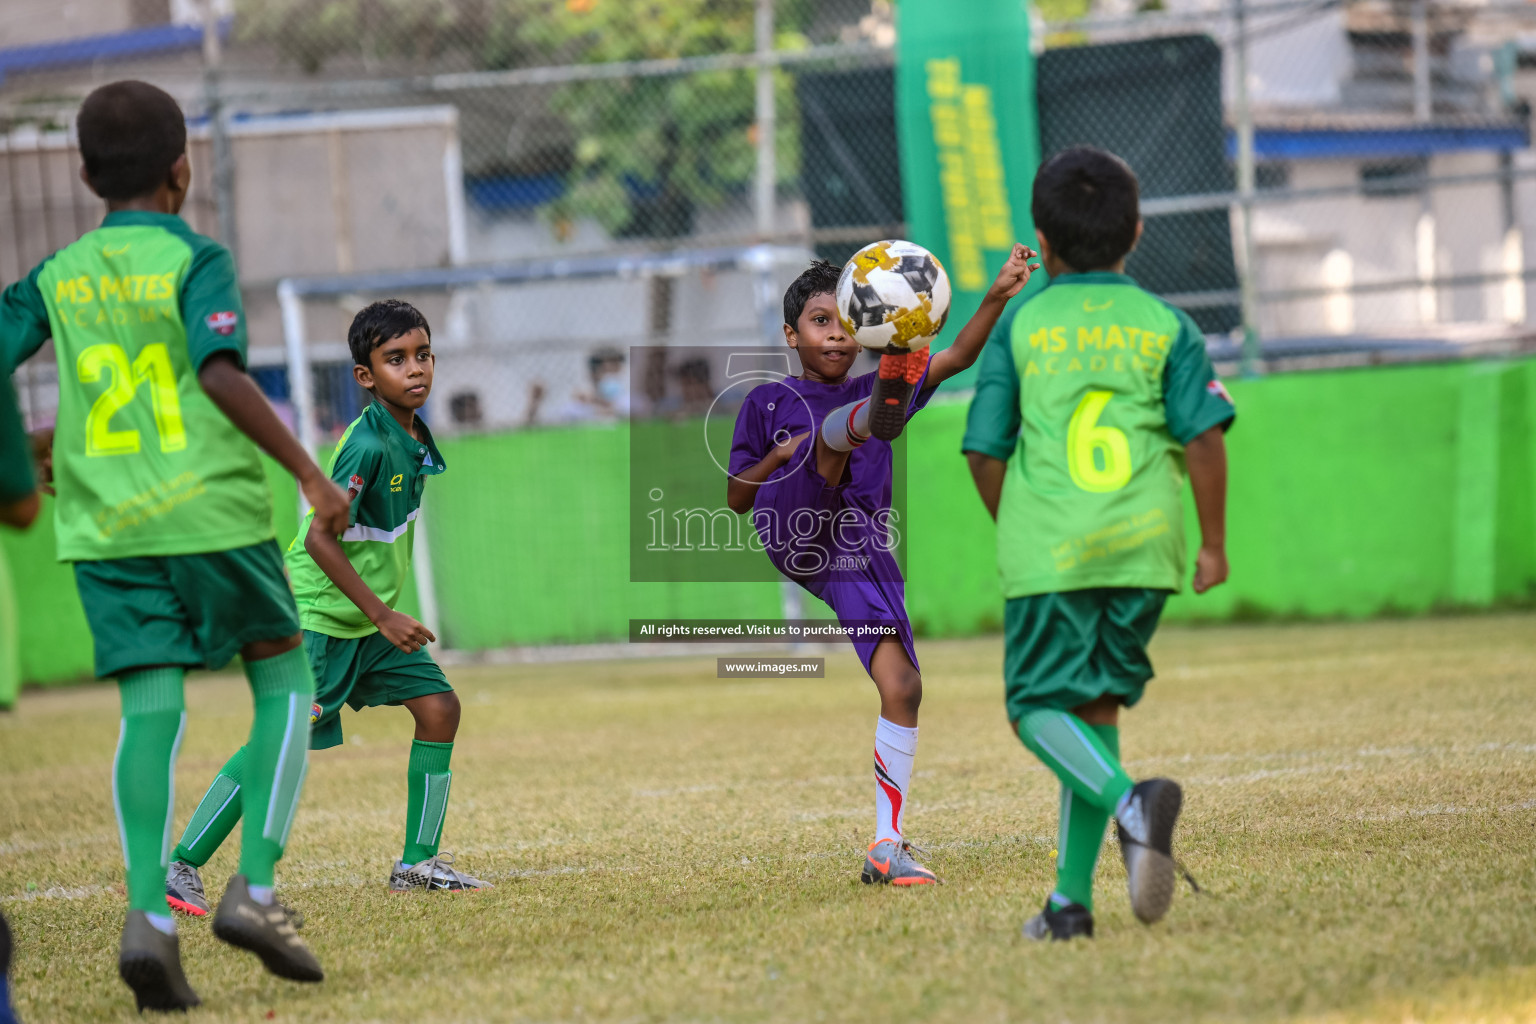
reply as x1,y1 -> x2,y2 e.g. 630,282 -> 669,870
1051,724 -> 1120,912
113,668 -> 187,914
238,647 -> 314,888
402,740 -> 454,865
172,746 -> 248,868
1018,709 -> 1134,814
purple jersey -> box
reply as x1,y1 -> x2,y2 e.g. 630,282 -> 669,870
729,365 -> 936,673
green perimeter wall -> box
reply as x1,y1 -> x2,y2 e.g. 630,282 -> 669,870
7,357 -> 1536,685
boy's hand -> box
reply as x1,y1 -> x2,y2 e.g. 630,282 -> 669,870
302,469 -> 351,537
924,244 -> 1041,387
373,609 -> 436,654
1192,545 -> 1228,594
985,243 -> 1041,304
772,430 -> 811,467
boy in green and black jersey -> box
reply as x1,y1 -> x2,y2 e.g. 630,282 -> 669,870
167,300 -> 490,905
962,147 -> 1235,941
0,81 -> 346,1009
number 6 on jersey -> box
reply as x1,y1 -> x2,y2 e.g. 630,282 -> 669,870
1067,390 -> 1131,493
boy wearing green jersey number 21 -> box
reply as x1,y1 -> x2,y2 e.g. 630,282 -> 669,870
167,299 -> 490,912
0,81 -> 349,1010
962,147 -> 1236,941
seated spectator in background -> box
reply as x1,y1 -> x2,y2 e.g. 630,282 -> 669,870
538,348 -> 631,424
674,358 -> 714,417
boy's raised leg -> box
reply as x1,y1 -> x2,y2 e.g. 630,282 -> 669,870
113,666 -> 201,1011
868,345 -> 930,442
210,644 -> 323,982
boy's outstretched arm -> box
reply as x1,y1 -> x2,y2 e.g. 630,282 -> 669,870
925,243 -> 1040,387
1185,425 -> 1228,593
966,452 -> 1006,521
303,523 -> 436,653
197,352 -> 350,536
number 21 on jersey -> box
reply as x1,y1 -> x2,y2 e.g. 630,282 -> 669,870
77,342 -> 187,456
1067,390 -> 1131,492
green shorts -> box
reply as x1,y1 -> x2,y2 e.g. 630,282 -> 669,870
73,540 -> 300,679
1003,587 -> 1170,723
304,629 -> 452,751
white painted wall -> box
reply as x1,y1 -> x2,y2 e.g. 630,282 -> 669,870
1249,151 -> 1521,337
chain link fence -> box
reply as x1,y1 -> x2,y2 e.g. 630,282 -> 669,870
4,0 -> 1536,433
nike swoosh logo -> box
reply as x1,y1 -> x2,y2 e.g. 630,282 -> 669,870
102,244 -> 130,257
869,857 -> 890,873
1083,299 -> 1113,313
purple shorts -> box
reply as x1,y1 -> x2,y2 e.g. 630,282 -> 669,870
753,457 -> 919,676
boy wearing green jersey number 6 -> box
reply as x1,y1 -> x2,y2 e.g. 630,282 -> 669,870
962,147 -> 1235,941
0,81 -> 350,1010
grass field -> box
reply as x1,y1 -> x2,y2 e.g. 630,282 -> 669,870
3,615 -> 1536,1023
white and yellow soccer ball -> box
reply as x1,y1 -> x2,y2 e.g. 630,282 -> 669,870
835,239 -> 952,351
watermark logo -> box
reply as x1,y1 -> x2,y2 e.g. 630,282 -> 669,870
628,345 -> 908,583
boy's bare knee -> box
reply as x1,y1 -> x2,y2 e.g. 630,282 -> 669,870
409,690 -> 461,740
1072,694 -> 1120,726
241,634 -> 301,662
892,670 -> 922,712
430,690 -> 462,729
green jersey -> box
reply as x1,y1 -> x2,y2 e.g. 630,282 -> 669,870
0,211 -> 271,561
0,376 -> 34,504
962,271 -> 1235,598
286,400 -> 446,638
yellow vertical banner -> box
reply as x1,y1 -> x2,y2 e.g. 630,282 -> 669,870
898,0 -> 1040,387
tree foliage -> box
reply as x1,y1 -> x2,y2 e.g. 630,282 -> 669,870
236,0 -> 811,237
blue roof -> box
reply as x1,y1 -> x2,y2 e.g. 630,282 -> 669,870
0,20 -> 230,85
1230,121 -> 1529,161
466,174 -> 566,212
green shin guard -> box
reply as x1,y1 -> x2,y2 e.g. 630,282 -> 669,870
1018,708 -> 1134,813
403,740 -> 454,865
172,746 -> 249,868
114,668 -> 187,914
238,647 -> 314,888
1051,724 -> 1121,911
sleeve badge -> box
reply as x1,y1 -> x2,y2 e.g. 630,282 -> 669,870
205,311 -> 239,336
1206,379 -> 1235,406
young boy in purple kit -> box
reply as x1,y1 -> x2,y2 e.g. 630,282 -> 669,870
726,245 -> 1038,885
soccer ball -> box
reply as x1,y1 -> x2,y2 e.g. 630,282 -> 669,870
835,239 -> 952,351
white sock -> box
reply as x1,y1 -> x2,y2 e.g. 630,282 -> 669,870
247,883 -> 275,906
145,911 -> 176,936
821,398 -> 871,452
873,717 -> 918,845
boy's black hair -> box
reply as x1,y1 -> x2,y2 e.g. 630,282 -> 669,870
783,259 -> 842,328
1031,146 -> 1141,273
76,81 -> 188,201
348,299 -> 431,368
588,347 -> 624,374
